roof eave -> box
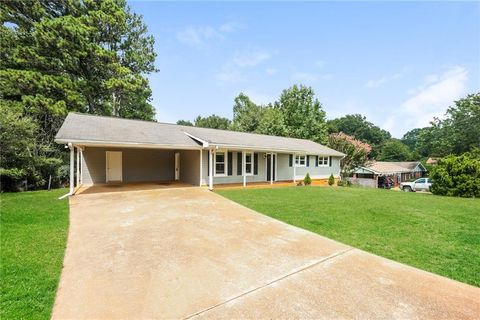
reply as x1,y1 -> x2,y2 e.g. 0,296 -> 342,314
54,138 -> 203,150
208,143 -> 344,156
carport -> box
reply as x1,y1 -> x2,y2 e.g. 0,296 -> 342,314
66,145 -> 202,195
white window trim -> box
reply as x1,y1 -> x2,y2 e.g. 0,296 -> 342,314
244,151 -> 254,176
295,154 -> 306,167
318,156 -> 329,167
214,150 -> 228,177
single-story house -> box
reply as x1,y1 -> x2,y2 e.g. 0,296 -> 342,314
351,161 -> 427,188
55,113 -> 345,194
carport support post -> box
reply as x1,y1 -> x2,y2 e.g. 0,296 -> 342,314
293,153 -> 296,183
80,149 -> 83,185
208,149 -> 213,190
76,147 -> 80,187
270,152 -> 274,185
69,143 -> 74,194
242,151 -> 246,187
199,149 -> 203,186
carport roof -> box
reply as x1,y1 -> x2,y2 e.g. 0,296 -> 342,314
355,161 -> 426,175
55,113 -> 345,156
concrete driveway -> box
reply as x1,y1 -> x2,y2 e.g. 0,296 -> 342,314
53,187 -> 479,319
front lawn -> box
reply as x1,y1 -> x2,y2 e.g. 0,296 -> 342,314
217,187 -> 480,287
1,189 -> 69,319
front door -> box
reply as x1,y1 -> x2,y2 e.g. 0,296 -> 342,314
106,151 -> 122,182
175,152 -> 180,181
266,154 -> 276,181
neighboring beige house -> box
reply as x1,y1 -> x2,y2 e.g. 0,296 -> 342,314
352,161 -> 427,188
56,113 -> 345,194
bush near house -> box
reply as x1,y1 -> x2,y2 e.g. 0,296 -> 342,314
430,150 -> 480,198
328,174 -> 335,186
304,173 -> 312,185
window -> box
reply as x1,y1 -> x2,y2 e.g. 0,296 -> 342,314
215,151 -> 226,176
318,156 -> 329,166
245,152 -> 253,175
416,178 -> 425,184
295,155 -> 306,167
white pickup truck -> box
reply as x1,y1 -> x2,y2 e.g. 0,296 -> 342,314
400,178 -> 432,192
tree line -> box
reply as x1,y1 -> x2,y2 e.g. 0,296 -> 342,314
179,88 -> 479,163
1,0 -> 157,191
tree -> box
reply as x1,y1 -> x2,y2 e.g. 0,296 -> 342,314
430,150 -> 480,198
231,93 -> 264,132
401,128 -> 423,151
194,115 -> 231,130
274,85 -> 328,144
176,120 -> 193,126
443,93 -> 480,155
378,139 -> 413,161
327,114 -> 391,157
407,93 -> 480,158
256,106 -> 287,136
0,0 -> 157,190
328,132 -> 371,178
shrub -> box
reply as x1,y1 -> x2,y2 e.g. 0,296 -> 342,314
328,174 -> 335,186
304,173 -> 311,185
430,150 -> 480,198
337,179 -> 352,187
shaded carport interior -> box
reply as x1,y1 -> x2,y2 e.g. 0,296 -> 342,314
77,146 -> 202,194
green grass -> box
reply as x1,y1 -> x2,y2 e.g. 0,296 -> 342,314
1,189 -> 69,319
217,186 -> 480,287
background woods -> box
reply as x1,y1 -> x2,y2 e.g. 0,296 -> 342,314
0,0 -> 157,191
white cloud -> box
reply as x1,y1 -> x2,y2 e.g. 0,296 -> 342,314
243,90 -> 274,105
291,72 -> 332,83
398,66 -> 468,129
215,49 -> 272,84
364,67 -> 409,88
266,68 -> 277,75
218,22 -> 245,33
215,68 -> 247,84
232,50 -> 271,67
314,60 -> 326,68
365,77 -> 388,88
291,72 -> 318,82
176,22 -> 243,48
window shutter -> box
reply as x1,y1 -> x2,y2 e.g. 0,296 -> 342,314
227,152 -> 233,176
315,156 -> 319,167
306,155 -> 310,167
289,154 -> 293,167
237,152 -> 242,175
329,156 -> 332,167
254,153 -> 258,175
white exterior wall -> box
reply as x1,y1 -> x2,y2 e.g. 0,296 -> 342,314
202,150 -> 342,185
201,150 -> 268,185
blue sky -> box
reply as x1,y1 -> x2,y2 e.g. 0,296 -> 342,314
129,1 -> 479,138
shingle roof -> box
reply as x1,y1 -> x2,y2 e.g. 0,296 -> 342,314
360,161 -> 425,174
55,113 -> 345,156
